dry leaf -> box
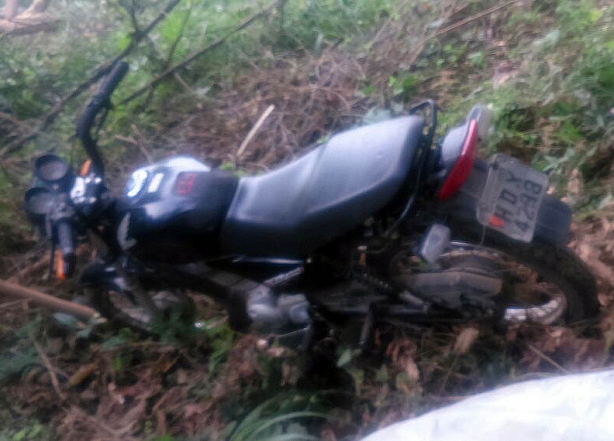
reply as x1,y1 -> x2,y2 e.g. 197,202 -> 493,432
156,410 -> 167,436
567,168 -> 583,198
321,426 -> 337,441
67,362 -> 98,388
404,358 -> 420,382
184,403 -> 206,418
577,240 -> 614,286
176,369 -> 188,385
493,62 -> 517,87
453,327 -> 480,355
266,346 -> 287,358
281,361 -> 300,386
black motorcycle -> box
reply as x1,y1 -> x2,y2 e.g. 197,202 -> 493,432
24,62 -> 598,348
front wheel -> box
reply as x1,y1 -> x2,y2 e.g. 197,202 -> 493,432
85,281 -> 195,334
391,231 -> 599,325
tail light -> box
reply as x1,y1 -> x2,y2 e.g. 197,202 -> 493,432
438,119 -> 479,199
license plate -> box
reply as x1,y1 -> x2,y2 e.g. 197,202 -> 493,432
476,154 -> 548,242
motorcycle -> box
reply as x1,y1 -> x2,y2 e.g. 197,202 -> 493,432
23,61 -> 598,349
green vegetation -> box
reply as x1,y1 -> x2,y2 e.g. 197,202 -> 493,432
2,0 -> 614,439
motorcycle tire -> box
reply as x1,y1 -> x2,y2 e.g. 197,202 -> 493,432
86,282 -> 195,334
438,227 -> 599,324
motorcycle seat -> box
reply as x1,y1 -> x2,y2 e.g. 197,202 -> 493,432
221,116 -> 425,257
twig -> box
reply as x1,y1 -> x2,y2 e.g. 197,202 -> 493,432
120,0 -> 194,107
367,0 -> 412,48
161,1 -> 195,94
237,105 -> 275,158
0,300 -> 22,310
165,1 -> 193,67
0,110 -> 23,126
0,111 -> 63,146
7,253 -> 50,282
119,0 -> 281,106
130,123 -> 154,163
526,343 -> 570,374
0,17 -> 59,38
34,341 -> 67,401
119,0 -> 142,34
435,0 -> 520,37
380,0 -> 459,88
438,354 -> 458,395
0,0 -> 183,156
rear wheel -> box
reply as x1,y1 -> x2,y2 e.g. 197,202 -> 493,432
391,232 -> 598,324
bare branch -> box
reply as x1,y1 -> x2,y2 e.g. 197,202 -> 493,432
0,279 -> 101,321
23,0 -> 52,15
237,105 -> 275,158
0,0 -> 56,36
34,341 -> 67,401
0,0 -> 183,156
0,17 -> 58,35
119,0 -> 280,106
164,1 -> 192,67
434,0 -> 520,37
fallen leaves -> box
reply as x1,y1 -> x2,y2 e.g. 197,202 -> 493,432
386,337 -> 421,388
512,324 -> 607,372
570,218 -> 614,308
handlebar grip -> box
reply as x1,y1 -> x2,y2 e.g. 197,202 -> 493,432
97,61 -> 129,101
57,221 -> 76,278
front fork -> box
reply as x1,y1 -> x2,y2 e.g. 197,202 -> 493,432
113,258 -> 160,315
79,257 -> 315,349
79,257 -> 158,312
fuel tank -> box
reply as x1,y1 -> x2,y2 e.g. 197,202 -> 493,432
116,156 -> 238,262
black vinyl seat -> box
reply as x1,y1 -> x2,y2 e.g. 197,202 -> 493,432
221,116 -> 425,257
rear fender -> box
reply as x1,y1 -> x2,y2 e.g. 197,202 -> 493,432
440,158 -> 572,245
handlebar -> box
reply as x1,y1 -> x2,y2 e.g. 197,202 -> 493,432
98,61 -> 129,100
76,61 -> 130,176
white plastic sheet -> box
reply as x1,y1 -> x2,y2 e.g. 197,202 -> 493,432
362,370 -> 614,441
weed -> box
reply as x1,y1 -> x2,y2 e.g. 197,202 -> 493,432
0,422 -> 51,441
227,392 -> 328,441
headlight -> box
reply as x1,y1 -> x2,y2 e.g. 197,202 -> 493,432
124,169 -> 148,198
